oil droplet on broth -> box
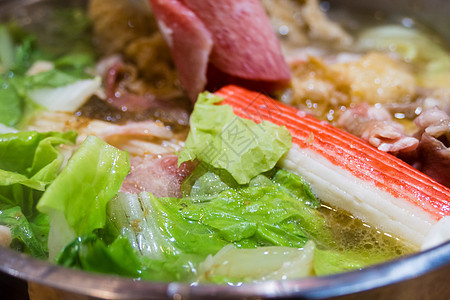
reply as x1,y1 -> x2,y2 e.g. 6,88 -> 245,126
318,204 -> 417,259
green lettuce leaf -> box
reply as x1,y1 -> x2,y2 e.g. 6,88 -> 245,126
105,192 -> 226,281
15,69 -> 79,91
181,169 -> 330,248
1,7 -> 94,76
0,206 -> 48,259
54,53 -> 95,78
197,241 -> 316,284
0,131 -> 76,258
178,92 -> 292,184
0,25 -> 16,71
273,169 -> 320,209
182,165 -> 328,246
0,131 -> 77,215
56,234 -> 144,278
1,21 -> 96,127
357,25 -> 449,66
107,192 -> 226,260
37,135 -> 130,236
97,165 -> 330,282
0,23 -> 40,75
0,76 -> 23,127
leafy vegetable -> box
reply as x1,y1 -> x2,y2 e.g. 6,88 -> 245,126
37,136 -> 130,237
76,165 -> 332,282
0,21 -> 97,127
106,191 -> 226,281
0,206 -> 48,258
0,77 -> 23,127
182,167 -> 331,248
273,168 -> 320,209
0,25 -> 15,71
0,131 -> 76,257
0,23 -> 40,75
178,92 -> 292,184
54,53 -> 95,78
27,76 -> 101,113
357,25 -> 450,87
358,25 -> 448,65
56,234 -> 144,278
0,131 -> 77,214
197,241 -> 315,283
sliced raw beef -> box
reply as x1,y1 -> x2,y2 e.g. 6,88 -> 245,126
149,0 -> 291,100
120,154 -> 196,197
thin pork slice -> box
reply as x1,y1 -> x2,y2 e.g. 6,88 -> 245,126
337,103 -> 419,154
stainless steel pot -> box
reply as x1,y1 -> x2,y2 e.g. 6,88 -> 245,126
1,0 -> 449,299
1,241 -> 449,299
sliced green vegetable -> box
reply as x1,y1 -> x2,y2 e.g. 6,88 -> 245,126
0,25 -> 16,71
357,25 -> 448,65
27,76 -> 101,113
37,135 -> 130,236
0,77 -> 23,127
0,131 -> 76,258
1,23 -> 41,75
197,241 -> 315,283
0,131 -> 76,179
54,53 -> 95,78
56,234 -> 144,278
0,19 -> 97,127
96,165 -> 330,282
108,192 -> 227,259
16,69 -> 79,90
0,131 -> 77,216
273,169 -> 320,209
106,192 -> 226,281
182,165 -> 329,246
0,206 -> 48,259
178,92 -> 292,184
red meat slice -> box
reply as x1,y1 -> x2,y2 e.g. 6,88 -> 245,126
149,0 -> 213,100
149,0 -> 291,100
120,154 -> 196,198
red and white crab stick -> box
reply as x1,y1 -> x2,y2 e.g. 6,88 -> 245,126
215,85 -> 450,247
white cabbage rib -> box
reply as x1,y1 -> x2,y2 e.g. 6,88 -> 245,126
107,192 -> 178,260
197,241 -> 315,283
29,76 -> 101,113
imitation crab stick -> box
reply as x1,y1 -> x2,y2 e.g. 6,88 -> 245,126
215,85 -> 450,247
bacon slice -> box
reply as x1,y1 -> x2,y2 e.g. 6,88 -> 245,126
149,0 -> 291,100
215,85 -> 450,246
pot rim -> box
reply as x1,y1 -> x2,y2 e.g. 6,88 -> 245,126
1,241 -> 449,299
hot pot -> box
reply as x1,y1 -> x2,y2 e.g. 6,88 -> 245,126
0,0 -> 449,299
